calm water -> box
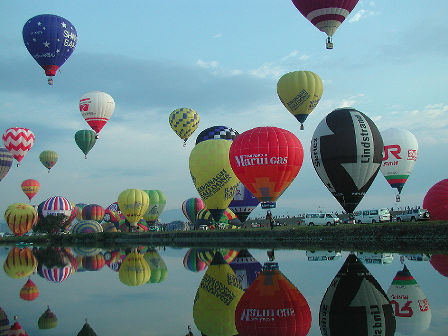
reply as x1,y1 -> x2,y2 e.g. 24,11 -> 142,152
0,245 -> 446,336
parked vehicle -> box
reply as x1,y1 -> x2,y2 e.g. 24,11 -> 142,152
353,208 -> 391,223
306,250 -> 342,261
357,252 -> 394,264
394,208 -> 430,222
303,212 -> 340,226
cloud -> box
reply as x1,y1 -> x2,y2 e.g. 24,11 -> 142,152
213,33 -> 222,39
196,59 -> 218,69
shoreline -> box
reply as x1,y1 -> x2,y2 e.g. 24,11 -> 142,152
1,221 -> 447,254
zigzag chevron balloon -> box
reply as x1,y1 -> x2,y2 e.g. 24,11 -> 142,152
2,127 -> 35,166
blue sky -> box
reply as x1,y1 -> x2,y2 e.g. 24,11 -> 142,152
1,0 -> 447,222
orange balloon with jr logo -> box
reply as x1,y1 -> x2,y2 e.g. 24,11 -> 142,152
21,179 -> 40,202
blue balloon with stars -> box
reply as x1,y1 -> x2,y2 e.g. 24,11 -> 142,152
22,14 -> 77,84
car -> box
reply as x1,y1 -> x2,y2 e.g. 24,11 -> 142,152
198,225 -> 208,230
394,208 -> 430,222
250,222 -> 261,228
303,212 -> 340,226
354,208 -> 391,223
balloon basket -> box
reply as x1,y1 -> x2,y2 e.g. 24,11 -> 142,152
261,202 -> 276,209
47,77 -> 54,85
326,37 -> 333,50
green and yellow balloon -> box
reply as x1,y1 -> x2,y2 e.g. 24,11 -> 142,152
75,130 -> 97,159
39,150 -> 58,172
277,70 -> 323,130
169,107 -> 200,146
143,190 -> 166,224
118,189 -> 150,228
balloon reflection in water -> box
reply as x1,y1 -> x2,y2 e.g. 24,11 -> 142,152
193,251 -> 243,336
387,265 -> 431,335
19,277 -> 39,301
38,264 -> 72,283
197,248 -> 239,266
235,261 -> 311,336
0,306 -> 9,334
77,319 -> 98,336
38,306 -> 58,330
119,250 -> 150,286
319,253 -> 396,335
8,315 -> 28,335
144,248 -> 168,284
3,247 -> 37,279
229,249 -> 262,291
183,248 -> 207,273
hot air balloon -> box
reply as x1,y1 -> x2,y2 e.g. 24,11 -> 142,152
79,91 -> 115,135
197,248 -> 239,266
190,139 -> 240,222
119,250 -> 151,286
169,107 -> 200,146
228,183 -> 260,223
195,125 -> 239,144
423,179 -> 448,220
83,253 -> 105,272
37,263 -> 72,283
103,202 -> 122,227
193,251 -> 244,336
319,253 -> 396,335
235,261 -> 312,336
387,265 -> 431,334
277,70 -> 323,130
19,277 -> 39,301
62,202 -> 78,230
75,203 -> 87,220
117,189 -> 149,228
42,196 -> 72,217
38,306 -> 58,330
183,248 -> 208,272
143,190 -> 166,224
291,0 -> 360,49
77,319 -> 97,336
22,14 -> 77,84
144,248 -> 168,283
70,220 -> 103,234
229,127 -> 304,209
196,207 -> 238,229
73,246 -> 102,257
82,204 -> 105,222
0,306 -> 9,335
311,108 -> 383,214
3,247 -> 37,279
20,179 -> 40,202
2,127 -> 35,166
101,222 -> 118,232
229,249 -> 262,291
75,130 -> 97,159
380,128 -> 418,202
182,197 -> 205,226
0,147 -> 13,182
39,150 -> 58,172
4,203 -> 37,236
429,254 -> 448,278
8,316 -> 28,336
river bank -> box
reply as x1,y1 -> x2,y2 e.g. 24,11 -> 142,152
1,221 -> 447,254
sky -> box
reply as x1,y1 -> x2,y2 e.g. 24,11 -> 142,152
1,0 -> 447,223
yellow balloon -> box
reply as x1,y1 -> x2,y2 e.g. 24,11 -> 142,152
117,189 -> 150,227
277,70 -> 323,129
3,247 -> 37,279
193,251 -> 244,336
189,140 -> 240,222
169,107 -> 200,145
119,251 -> 151,286
4,203 -> 37,236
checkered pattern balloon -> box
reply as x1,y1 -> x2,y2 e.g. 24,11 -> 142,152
196,126 -> 239,145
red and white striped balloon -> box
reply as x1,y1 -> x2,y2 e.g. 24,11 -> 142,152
2,127 -> 35,166
42,196 -> 72,217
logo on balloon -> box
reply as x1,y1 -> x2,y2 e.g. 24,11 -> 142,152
233,154 -> 288,167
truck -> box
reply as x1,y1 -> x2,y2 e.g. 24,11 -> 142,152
353,208 -> 391,223
394,208 -> 430,222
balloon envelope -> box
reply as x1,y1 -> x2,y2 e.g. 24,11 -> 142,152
423,179 -> 448,220
182,197 -> 205,226
0,147 -> 13,181
20,277 -> 39,301
229,249 -> 262,291
21,179 -> 40,202
195,125 -> 239,145
311,108 -> 383,213
169,107 -> 200,143
277,70 -> 323,128
75,130 -> 97,158
38,306 -> 58,329
143,190 -> 166,223
189,139 -> 240,222
79,91 -> 115,134
4,203 -> 37,236
82,204 -> 105,222
70,220 -> 103,234
380,128 -> 418,195
119,251 -> 151,286
183,248 -> 207,272
42,196 -> 72,217
22,14 -> 77,81
228,183 -> 260,223
229,127 -> 304,203
3,247 -> 37,279
2,127 -> 35,165
39,150 -> 58,172
117,189 -> 149,227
